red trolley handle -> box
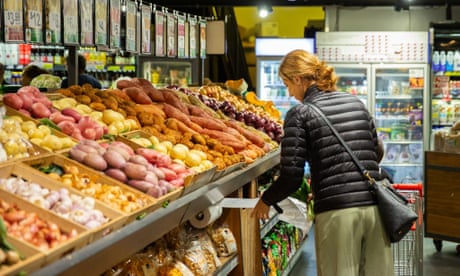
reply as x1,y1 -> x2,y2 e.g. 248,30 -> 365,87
392,183 -> 424,197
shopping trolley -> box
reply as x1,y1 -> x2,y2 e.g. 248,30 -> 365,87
391,183 -> 424,276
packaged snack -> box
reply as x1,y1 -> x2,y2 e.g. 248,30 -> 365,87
182,241 -> 209,276
209,223 -> 237,257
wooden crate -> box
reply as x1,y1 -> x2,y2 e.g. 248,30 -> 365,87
0,162 -> 127,244
20,153 -> 156,224
0,189 -> 90,265
0,237 -> 46,276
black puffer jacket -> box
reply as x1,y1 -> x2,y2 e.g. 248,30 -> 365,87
262,85 -> 382,214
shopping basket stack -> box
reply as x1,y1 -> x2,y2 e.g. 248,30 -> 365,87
391,183 -> 424,276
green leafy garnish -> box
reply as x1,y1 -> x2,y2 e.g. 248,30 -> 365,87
37,164 -> 64,176
38,118 -> 61,131
102,134 -> 116,141
162,200 -> 170,208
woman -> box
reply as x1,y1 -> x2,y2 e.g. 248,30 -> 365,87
251,49 -> 393,276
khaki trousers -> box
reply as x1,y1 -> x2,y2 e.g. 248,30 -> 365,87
314,205 -> 393,276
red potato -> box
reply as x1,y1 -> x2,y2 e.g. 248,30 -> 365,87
74,144 -> 99,154
109,141 -> 135,156
71,129 -> 84,140
3,93 -> 24,109
49,111 -> 76,124
169,178 -> 185,188
17,85 -> 41,98
30,102 -> 51,118
123,162 -> 148,180
168,163 -> 188,174
69,147 -> 88,163
146,185 -> 164,198
136,148 -> 172,167
107,146 -> 130,161
158,179 -> 175,192
18,109 -> 31,116
35,97 -> 52,108
148,165 -> 165,180
83,152 -> 108,171
103,149 -> 127,169
129,155 -> 150,166
127,180 -> 154,192
17,92 -> 33,110
61,108 -> 82,122
57,120 -> 77,136
158,167 -> 178,181
82,128 -> 97,140
144,171 -> 159,186
105,168 -> 128,183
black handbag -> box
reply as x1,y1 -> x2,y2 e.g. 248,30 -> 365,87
305,103 -> 418,243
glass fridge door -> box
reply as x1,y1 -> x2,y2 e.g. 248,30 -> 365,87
256,57 -> 298,118
333,64 -> 371,108
373,64 -> 427,184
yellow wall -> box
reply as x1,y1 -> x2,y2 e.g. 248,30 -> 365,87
234,7 -> 325,39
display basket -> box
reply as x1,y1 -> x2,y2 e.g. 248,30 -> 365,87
0,236 -> 46,276
0,160 -> 127,243
20,153 -> 156,224
0,189 -> 90,265
391,183 -> 424,276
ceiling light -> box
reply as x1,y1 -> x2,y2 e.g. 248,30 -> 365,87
258,5 -> 273,18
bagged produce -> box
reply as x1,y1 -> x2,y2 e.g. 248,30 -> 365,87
30,74 -> 62,89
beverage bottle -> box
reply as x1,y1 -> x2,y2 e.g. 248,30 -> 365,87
454,51 -> 460,71
440,51 -> 447,72
446,51 -> 454,72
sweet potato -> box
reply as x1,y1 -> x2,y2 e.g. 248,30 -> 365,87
134,103 -> 165,119
123,87 -> 153,104
165,118 -> 199,135
160,89 -> 189,114
144,86 -> 165,102
190,115 -> 226,131
117,79 -> 141,90
224,120 -> 265,148
162,103 -> 191,124
186,103 -> 213,118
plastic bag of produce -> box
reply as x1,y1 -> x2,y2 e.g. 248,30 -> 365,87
277,197 -> 310,240
30,74 -> 61,89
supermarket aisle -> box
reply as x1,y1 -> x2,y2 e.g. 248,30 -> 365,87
288,228 -> 460,275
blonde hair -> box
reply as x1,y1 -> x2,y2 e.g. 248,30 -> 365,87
279,49 -> 337,92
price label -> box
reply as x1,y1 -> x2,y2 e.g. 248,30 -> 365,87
28,10 -> 42,28
65,16 -> 77,32
5,11 -> 21,26
49,12 -> 60,30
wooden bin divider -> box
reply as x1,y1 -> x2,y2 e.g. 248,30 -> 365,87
0,237 -> 47,276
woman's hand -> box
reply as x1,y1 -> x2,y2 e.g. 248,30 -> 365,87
250,199 -> 271,220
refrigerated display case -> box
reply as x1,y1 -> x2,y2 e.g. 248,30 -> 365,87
137,56 -> 201,87
316,32 -> 430,184
255,38 -> 315,118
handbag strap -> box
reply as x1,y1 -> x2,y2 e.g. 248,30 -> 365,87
305,102 -> 375,183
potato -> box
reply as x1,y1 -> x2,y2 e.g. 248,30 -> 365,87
127,180 -> 154,192
30,102 -> 52,118
69,147 -> 88,162
123,87 -> 152,104
123,162 -> 147,180
83,152 -> 108,171
105,168 -> 128,183
103,149 -> 127,169
3,94 -> 24,109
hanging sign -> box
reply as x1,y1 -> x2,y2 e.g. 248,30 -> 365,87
63,0 -> 79,44
184,16 -> 189,58
110,0 -> 121,49
80,0 -> 94,45
155,10 -> 165,56
189,16 -> 197,58
177,14 -> 186,58
125,0 -> 137,52
141,4 -> 152,54
199,19 -> 207,59
45,0 -> 61,44
25,0 -> 43,43
95,0 -> 108,46
167,12 -> 177,57
4,1 -> 24,42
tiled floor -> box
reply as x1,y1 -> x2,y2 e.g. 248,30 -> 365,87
289,228 -> 460,275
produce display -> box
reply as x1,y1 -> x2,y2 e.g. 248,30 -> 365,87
0,75 -> 284,273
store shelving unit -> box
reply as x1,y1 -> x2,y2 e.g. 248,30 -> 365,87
31,149 -> 280,276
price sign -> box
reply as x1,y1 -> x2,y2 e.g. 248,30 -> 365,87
189,17 -> 197,58
4,2 -> 24,42
167,12 -> 177,57
80,0 -> 94,45
177,15 -> 186,58
63,0 -> 78,44
141,4 -> 152,54
95,0 -> 108,46
110,0 -> 121,49
46,0 -> 61,44
125,0 -> 136,52
25,0 -> 44,44
155,11 -> 165,56
199,20 -> 207,59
